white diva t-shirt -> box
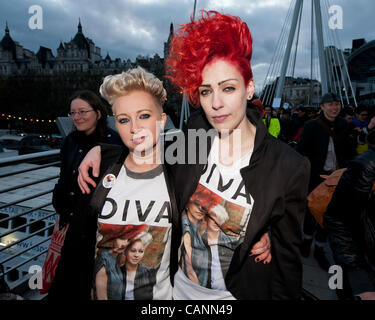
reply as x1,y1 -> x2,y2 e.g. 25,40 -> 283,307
174,136 -> 254,300
94,165 -> 173,300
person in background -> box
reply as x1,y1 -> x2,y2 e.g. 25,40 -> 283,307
279,108 -> 296,143
342,107 -> 355,125
324,128 -> 375,300
353,106 -> 369,130
353,106 -> 371,155
291,105 -> 310,142
263,105 -> 281,138
341,107 -> 360,154
297,92 -> 356,271
47,90 -> 123,300
306,107 -> 318,121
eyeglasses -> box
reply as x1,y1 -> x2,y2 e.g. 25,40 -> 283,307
68,110 -> 95,117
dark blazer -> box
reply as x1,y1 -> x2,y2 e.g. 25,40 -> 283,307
297,114 -> 355,188
171,107 -> 311,299
324,147 -> 375,295
48,128 -> 123,300
52,128 -> 123,222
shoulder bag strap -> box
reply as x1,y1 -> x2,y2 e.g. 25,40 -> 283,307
316,118 -> 340,145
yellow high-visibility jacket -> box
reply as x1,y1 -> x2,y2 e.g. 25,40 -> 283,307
263,116 -> 281,138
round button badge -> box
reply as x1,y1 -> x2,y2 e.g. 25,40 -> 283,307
102,174 -> 116,188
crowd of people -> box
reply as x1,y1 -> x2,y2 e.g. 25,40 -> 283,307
254,94 -> 375,300
31,10 -> 375,301
257,100 -> 375,153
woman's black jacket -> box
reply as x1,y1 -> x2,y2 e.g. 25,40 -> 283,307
324,147 -> 375,295
170,107 -> 311,300
47,128 -> 123,300
52,128 -> 123,223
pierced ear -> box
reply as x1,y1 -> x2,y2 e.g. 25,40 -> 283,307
247,80 -> 255,100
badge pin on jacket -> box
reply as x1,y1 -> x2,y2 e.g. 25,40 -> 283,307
103,174 -> 116,188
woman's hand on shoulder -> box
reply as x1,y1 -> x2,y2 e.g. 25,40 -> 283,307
77,146 -> 102,194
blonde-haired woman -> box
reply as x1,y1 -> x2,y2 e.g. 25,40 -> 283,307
77,65 -> 273,300
123,232 -> 155,300
49,67 -> 177,300
90,66 -> 179,300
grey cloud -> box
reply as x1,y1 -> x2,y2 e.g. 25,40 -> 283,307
1,0 -> 374,91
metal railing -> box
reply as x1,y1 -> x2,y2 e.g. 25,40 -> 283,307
0,149 -> 60,298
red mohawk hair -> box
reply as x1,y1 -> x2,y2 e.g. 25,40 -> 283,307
166,10 -> 253,107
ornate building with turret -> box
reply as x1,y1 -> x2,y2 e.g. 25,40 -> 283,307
0,19 -> 164,77
0,22 -> 39,75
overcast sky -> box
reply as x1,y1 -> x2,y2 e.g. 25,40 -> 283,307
1,0 -> 374,93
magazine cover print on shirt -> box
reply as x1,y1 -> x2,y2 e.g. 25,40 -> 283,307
179,137 -> 254,291
94,165 -> 172,300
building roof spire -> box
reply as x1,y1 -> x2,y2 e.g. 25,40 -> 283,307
78,17 -> 82,33
1,20 -> 16,53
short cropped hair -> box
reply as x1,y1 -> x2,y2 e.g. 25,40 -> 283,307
99,66 -> 167,108
166,10 -> 253,107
